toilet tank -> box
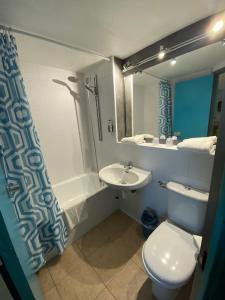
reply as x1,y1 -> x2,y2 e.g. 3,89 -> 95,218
167,181 -> 209,234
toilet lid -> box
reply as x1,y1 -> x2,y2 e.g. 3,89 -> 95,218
143,220 -> 199,288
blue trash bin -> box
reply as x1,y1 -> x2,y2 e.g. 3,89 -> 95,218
141,208 -> 159,239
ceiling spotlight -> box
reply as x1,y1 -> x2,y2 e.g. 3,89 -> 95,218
171,58 -> 177,66
158,46 -> 166,60
212,19 -> 224,33
122,61 -> 132,72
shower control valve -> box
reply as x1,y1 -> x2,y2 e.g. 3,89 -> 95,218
107,120 -> 114,135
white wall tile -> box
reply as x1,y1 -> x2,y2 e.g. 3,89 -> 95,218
21,62 -> 94,185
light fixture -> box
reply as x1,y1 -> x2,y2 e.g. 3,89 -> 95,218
123,61 -> 132,72
212,19 -> 224,33
122,13 -> 225,74
171,58 -> 177,66
158,46 -> 166,60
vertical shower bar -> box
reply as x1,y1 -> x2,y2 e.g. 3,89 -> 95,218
93,75 -> 103,141
85,77 -> 100,174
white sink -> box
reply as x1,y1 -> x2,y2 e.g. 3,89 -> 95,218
99,163 -> 152,190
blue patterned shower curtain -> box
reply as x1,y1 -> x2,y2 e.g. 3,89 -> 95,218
0,31 -> 68,271
159,80 -> 172,137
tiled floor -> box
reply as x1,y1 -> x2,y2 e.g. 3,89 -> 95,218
38,210 -> 192,300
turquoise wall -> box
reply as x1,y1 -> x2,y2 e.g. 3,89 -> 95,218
174,74 -> 214,140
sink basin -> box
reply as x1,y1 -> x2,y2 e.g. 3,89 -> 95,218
99,163 -> 152,190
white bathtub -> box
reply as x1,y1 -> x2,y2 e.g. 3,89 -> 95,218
53,172 -> 105,207
46,172 -> 118,253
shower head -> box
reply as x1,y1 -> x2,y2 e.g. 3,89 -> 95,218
68,76 -> 96,96
52,79 -> 79,98
52,79 -> 69,87
68,76 -> 79,83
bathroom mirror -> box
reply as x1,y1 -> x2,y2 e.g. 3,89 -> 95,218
124,41 -> 225,141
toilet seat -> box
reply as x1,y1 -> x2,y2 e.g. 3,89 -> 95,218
142,220 -> 199,289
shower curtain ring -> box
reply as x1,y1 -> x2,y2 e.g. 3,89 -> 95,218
0,25 -> 5,34
8,27 -> 13,35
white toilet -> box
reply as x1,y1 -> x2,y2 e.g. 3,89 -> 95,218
142,181 -> 208,300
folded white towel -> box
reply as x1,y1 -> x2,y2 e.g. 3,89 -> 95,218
210,144 -> 216,155
61,195 -> 88,231
121,133 -> 155,144
177,136 -> 217,154
142,134 -> 154,140
121,135 -> 145,144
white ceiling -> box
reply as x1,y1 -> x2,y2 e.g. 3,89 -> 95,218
1,0 -> 225,71
15,33 -> 102,72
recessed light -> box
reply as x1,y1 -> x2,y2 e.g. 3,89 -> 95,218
158,46 -> 166,60
171,58 -> 177,66
212,20 -> 224,33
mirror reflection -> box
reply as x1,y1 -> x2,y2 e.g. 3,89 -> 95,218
130,41 -> 225,141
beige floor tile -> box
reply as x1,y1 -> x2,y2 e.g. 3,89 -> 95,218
48,245 -> 84,284
132,246 -> 145,272
86,236 -> 131,284
56,256 -> 105,300
37,267 -> 55,293
44,211 -> 156,300
98,211 -> 136,242
107,260 -> 153,300
86,213 -> 144,285
176,278 -> 192,300
95,288 -> 115,300
43,287 -> 61,300
121,222 -> 145,257
77,225 -> 111,257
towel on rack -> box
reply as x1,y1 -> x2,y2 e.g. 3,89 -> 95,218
210,144 -> 216,155
142,134 -> 154,139
177,136 -> 217,154
142,134 -> 154,142
121,135 -> 146,144
121,134 -> 154,144
61,195 -> 88,231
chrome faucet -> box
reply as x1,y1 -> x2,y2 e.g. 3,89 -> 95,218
124,161 -> 133,172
